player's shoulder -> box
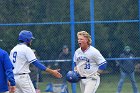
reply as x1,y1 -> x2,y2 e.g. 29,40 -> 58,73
11,44 -> 32,54
75,46 -> 99,52
14,43 -> 31,50
75,48 -> 81,52
88,46 -> 102,55
0,48 -> 8,57
0,48 -> 5,52
89,46 -> 99,51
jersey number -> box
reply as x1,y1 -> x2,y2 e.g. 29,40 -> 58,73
84,63 -> 90,69
13,52 -> 17,63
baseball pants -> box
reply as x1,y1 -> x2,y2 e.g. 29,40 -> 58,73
14,74 -> 36,93
80,76 -> 100,93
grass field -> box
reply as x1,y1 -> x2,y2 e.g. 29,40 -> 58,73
38,73 -> 140,93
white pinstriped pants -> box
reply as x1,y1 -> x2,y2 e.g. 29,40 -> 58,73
14,74 -> 36,93
80,76 -> 100,93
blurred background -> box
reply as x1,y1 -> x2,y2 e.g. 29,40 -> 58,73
0,0 -> 140,93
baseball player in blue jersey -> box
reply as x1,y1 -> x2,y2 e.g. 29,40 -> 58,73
9,30 -> 62,93
0,48 -> 16,93
74,31 -> 107,93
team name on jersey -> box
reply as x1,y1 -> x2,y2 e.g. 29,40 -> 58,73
77,56 -> 90,62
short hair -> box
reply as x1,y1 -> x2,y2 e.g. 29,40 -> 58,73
77,31 -> 92,45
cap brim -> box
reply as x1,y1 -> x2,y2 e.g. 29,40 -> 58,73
32,37 -> 35,39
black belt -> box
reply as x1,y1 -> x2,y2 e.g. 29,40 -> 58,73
80,77 -> 96,79
80,77 -> 87,79
14,73 -> 27,75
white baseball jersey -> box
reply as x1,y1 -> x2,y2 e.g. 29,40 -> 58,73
74,46 -> 106,77
10,43 -> 37,74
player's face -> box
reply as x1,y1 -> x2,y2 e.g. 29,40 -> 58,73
78,35 -> 89,49
27,40 -> 32,46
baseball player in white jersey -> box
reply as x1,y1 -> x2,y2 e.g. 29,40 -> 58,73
74,31 -> 107,93
9,30 -> 62,93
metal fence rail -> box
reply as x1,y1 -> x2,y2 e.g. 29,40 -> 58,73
0,0 -> 140,93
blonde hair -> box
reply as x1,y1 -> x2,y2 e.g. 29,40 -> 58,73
77,31 -> 92,45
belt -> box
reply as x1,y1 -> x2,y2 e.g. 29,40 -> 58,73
80,77 -> 97,79
80,77 -> 87,79
14,73 -> 27,75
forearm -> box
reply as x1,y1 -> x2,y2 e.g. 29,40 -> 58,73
97,69 -> 104,74
45,68 -> 54,74
32,60 -> 62,78
6,68 -> 16,86
46,68 -> 62,78
32,60 -> 47,71
98,62 -> 107,74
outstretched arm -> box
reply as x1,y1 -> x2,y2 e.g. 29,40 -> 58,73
32,60 -> 62,78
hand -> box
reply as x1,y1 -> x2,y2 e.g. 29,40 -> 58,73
9,86 -> 16,93
74,67 -> 79,73
74,67 -> 77,71
92,72 -> 100,80
46,68 -> 62,78
52,69 -> 62,78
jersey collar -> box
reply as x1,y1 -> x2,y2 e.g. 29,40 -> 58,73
80,45 -> 90,53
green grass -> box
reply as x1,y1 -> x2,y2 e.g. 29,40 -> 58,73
37,73 -> 140,93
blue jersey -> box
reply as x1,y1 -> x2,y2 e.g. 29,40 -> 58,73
0,48 -> 15,92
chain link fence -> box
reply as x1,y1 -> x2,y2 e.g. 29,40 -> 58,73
0,0 -> 140,93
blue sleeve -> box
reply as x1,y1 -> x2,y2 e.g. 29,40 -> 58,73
98,61 -> 107,70
4,51 -> 15,86
3,52 -> 14,69
32,60 -> 47,71
6,68 -> 16,86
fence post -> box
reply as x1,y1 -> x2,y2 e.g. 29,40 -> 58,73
70,0 -> 76,93
90,0 -> 95,46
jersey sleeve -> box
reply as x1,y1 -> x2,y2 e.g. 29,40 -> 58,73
93,49 -> 106,65
3,51 -> 14,69
3,51 -> 16,86
26,48 -> 37,63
